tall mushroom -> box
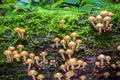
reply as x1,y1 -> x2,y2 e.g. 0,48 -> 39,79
96,23 -> 104,35
3,50 -> 12,63
29,53 -> 35,60
40,52 -> 47,63
75,39 -> 82,51
67,58 -> 78,70
34,56 -> 40,66
65,49 -> 74,59
28,70 -> 38,80
103,16 -> 111,28
26,58 -> 34,71
63,35 -> 71,43
17,44 -> 24,53
13,53 -> 21,62
70,32 -> 78,41
105,56 -> 111,64
37,74 -> 45,80
19,29 -> 25,41
20,51 -> 29,62
14,27 -> 21,38
58,49 -> 66,61
68,41 -> 76,51
8,46 -> 15,62
97,54 -> 105,67
88,16 -> 96,28
54,72 -> 63,80
53,37 -> 60,48
60,39 -> 66,49
65,71 -> 74,80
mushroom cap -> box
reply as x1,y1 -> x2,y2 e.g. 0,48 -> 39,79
26,59 -> 34,64
3,50 -> 12,55
13,50 -> 19,54
96,23 -> 104,28
53,37 -> 60,42
78,60 -> 84,65
111,64 -> 117,69
37,74 -> 45,79
60,64 -> 66,69
88,16 -> 96,21
116,71 -> 120,76
65,71 -> 74,77
95,61 -> 100,66
100,10 -> 109,17
14,27 -> 21,32
79,75 -> 86,80
117,45 -> 120,51
68,42 -> 76,47
28,70 -> 38,76
20,29 -> 25,33
54,73 -> 63,78
65,49 -> 74,55
40,52 -> 47,57
70,32 -> 78,38
108,12 -> 114,17
60,39 -> 66,44
116,60 -> 120,65
20,51 -> 29,56
76,39 -> 82,44
82,62 -> 87,66
63,36 -> 71,41
103,16 -> 111,21
68,58 -> 78,65
97,54 -> 105,60
29,53 -> 35,58
103,72 -> 110,76
14,54 -> 21,58
17,45 -> 24,49
96,15 -> 102,20
105,56 -> 111,60
60,19 -> 65,24
8,46 -> 15,51
58,49 -> 65,54
34,56 -> 40,60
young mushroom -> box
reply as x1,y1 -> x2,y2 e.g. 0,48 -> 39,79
103,16 -> 111,28
95,61 -> 100,67
103,72 -> 110,78
68,41 -> 76,51
60,39 -> 66,49
17,44 -> 24,53
88,16 -> 96,28
105,56 -> 111,64
14,27 -> 21,38
34,56 -> 40,66
29,53 -> 35,60
95,23 -> 104,35
3,50 -> 12,63
60,19 -> 65,29
20,51 -> 29,62
76,60 -> 84,69
70,32 -> 78,41
8,46 -> 15,62
26,58 -> 34,71
58,49 -> 66,61
79,75 -> 86,80
100,11 -> 109,18
28,70 -> 38,80
19,29 -> 25,41
13,53 -> 21,62
53,37 -> 60,48
54,72 -> 63,80
97,54 -> 105,67
40,52 -> 48,63
37,74 -> 45,80
63,35 -> 71,43
65,49 -> 74,59
96,15 -> 102,23
75,39 -> 82,51
60,64 -> 66,72
67,58 -> 78,70
65,71 -> 74,80
111,64 -> 117,69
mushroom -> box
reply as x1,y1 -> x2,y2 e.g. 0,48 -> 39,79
75,39 -> 82,51
100,10 -> 108,18
97,54 -> 105,67
34,56 -> 40,66
65,49 -> 74,59
8,46 -> 15,62
116,71 -> 120,76
63,35 -> 71,43
103,72 -> 110,78
28,70 -> 38,80
103,16 -> 111,28
70,32 -> 78,41
76,60 -> 84,69
60,39 -> 66,49
96,23 -> 104,35
13,53 -> 21,62
14,27 -> 21,38
88,16 -> 96,28
79,75 -> 86,80
105,56 -> 111,64
95,61 -> 100,67
53,37 -> 60,48
65,61 -> 70,71
117,45 -> 120,51
82,62 -> 87,69
68,41 -> 76,51
37,74 -> 45,80
17,44 -> 24,53
20,51 -> 29,62
65,71 -> 74,80
3,50 -> 12,63
40,52 -> 47,63
67,58 -> 78,70
19,29 -> 25,41
96,15 -> 102,23
108,12 -> 114,17
13,50 -> 19,54
26,58 -> 34,71
60,64 -> 66,72
60,19 -> 65,29
58,49 -> 66,61
54,72 -> 63,80
29,53 -> 35,59
116,60 -> 120,65
111,64 -> 117,69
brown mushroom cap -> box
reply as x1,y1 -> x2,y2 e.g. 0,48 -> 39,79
116,71 -> 120,76
37,74 -> 45,79
60,19 -> 65,24
54,73 -> 63,79
79,75 -> 86,80
105,56 -> 111,61
67,58 -> 78,65
60,39 -> 66,44
97,54 -> 105,60
76,39 -> 82,44
20,29 -> 25,33
95,62 -> 100,66
34,56 -> 40,60
108,12 -> 114,17
103,16 -> 111,21
17,45 -> 24,49
65,49 -> 74,55
116,60 -> 120,65
117,45 -> 120,51
68,42 -> 76,47
40,52 -> 48,57
96,23 -> 104,29
103,72 -> 110,78
60,64 -> 66,69
96,15 -> 102,20
28,70 -> 38,76
65,71 -> 74,77
20,51 -> 29,56
3,50 -> 12,56
29,53 -> 35,58
63,36 -> 71,41
88,16 -> 96,21
111,64 -> 117,69
26,59 -> 34,64
58,49 -> 65,54
100,11 -> 109,17
8,46 -> 15,51
53,38 -> 60,42
14,54 -> 21,58
14,27 -> 21,32
13,51 -> 19,54
78,60 -> 84,65
70,32 -> 78,38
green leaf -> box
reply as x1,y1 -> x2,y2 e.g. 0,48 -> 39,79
72,6 -> 93,12
51,0 -> 64,8
64,0 -> 80,4
21,0 -> 32,3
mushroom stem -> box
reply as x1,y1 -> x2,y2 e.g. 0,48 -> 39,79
106,21 -> 110,28
6,56 -> 10,63
101,59 -> 104,67
62,43 -> 66,49
35,60 -> 40,66
71,65 -> 75,70
73,37 -> 76,41
8,55 -> 12,62
28,63 -> 31,71
23,56 -> 27,62
98,28 -> 102,35
56,42 -> 59,48
10,55 -> 14,62
106,60 -> 110,64
43,56 -> 46,63
61,53 -> 65,61
67,76 -> 71,80
68,54 -> 71,59
62,68 -> 66,72
16,58 -> 21,62
77,64 -> 81,69
58,78 -> 61,80
76,44 -> 80,51
17,32 -> 21,39
32,75 -> 36,80
91,21 -> 96,29
21,33 -> 24,41
66,65 -> 69,71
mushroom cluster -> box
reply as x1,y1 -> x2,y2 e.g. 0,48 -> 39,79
14,27 -> 25,41
88,10 -> 114,35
